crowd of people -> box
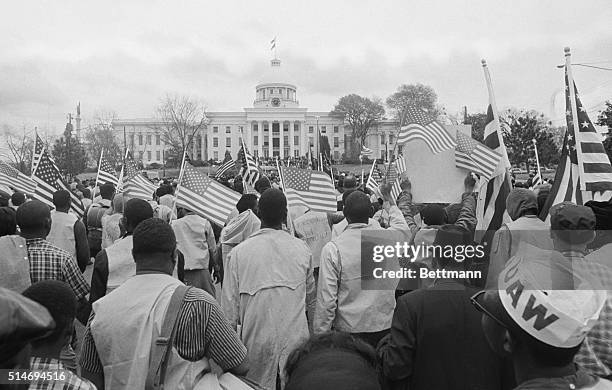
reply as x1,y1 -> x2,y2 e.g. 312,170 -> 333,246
1,167 -> 611,390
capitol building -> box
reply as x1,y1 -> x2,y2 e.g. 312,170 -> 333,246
112,57 -> 407,166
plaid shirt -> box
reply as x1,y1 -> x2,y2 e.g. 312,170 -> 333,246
26,238 -> 90,300
29,356 -> 97,390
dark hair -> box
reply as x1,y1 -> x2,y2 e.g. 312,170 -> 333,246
343,191 -> 371,224
511,327 -> 582,367
258,189 -> 286,226
81,188 -> 91,199
254,176 -> 271,194
52,190 -> 71,209
124,199 -> 154,230
99,182 -> 116,199
0,207 -> 17,236
22,281 -> 76,344
10,192 -> 26,207
341,189 -> 356,205
285,332 -> 378,385
16,200 -> 50,232
421,204 -> 447,226
236,194 -> 258,214
156,184 -> 173,198
233,179 -> 244,194
132,217 -> 176,257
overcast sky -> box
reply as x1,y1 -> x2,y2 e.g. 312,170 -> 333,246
1,0 -> 611,137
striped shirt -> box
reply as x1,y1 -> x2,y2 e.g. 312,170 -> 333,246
29,356 -> 96,390
79,287 -> 247,373
25,238 -> 90,300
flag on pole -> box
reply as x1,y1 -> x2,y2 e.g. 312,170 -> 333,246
31,132 -> 45,175
530,139 -> 543,190
366,161 -> 382,198
95,150 -> 119,186
270,37 -> 276,50
279,167 -> 336,212
455,131 -> 502,179
0,161 -> 37,193
539,49 -> 612,218
398,106 -> 456,153
215,154 -> 236,179
390,154 -> 408,201
122,151 -> 157,200
176,162 -> 241,226
476,60 -> 513,242
32,151 -> 84,217
237,142 -> 260,188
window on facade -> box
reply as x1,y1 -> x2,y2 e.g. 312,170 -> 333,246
334,126 -> 339,133
213,137 -> 218,147
139,151 -> 144,160
309,137 -> 314,147
213,151 -> 218,160
146,135 -> 151,145
147,151 -> 151,161
213,126 -> 218,133
226,126 -> 231,133
155,135 -> 160,145
138,134 -> 143,145
254,136 -> 258,146
269,88 -> 273,95
381,134 -> 386,144
294,123 -> 299,132
226,138 -> 231,147
264,136 -> 269,146
283,123 -> 288,132
309,126 -> 314,133
264,123 -> 269,132
294,150 -> 300,158
294,136 -> 299,146
283,135 -> 289,144
334,137 -> 339,148
321,126 -> 326,133
253,124 -> 258,132
262,90 -> 265,99
156,151 -> 160,161
389,135 -> 394,144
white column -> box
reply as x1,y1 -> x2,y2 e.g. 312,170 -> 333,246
201,131 -> 206,161
301,121 -> 307,156
289,120 -> 295,158
258,121 -> 263,157
279,121 -> 284,159
245,124 -> 251,150
268,122 -> 273,158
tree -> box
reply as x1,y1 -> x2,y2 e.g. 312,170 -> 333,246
52,122 -> 88,178
152,94 -> 209,163
464,112 -> 488,143
386,83 -> 438,125
501,109 -> 559,171
331,94 -> 385,159
84,111 -> 122,168
596,101 -> 612,161
2,126 -> 34,174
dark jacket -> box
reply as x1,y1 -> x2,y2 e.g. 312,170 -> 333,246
378,279 -> 510,390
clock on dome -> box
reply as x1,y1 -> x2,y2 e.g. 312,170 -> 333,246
271,97 -> 281,107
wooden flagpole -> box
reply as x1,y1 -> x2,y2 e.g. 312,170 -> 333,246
564,47 -> 585,191
532,139 -> 542,182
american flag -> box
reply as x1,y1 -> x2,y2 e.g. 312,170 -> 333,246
95,150 -> 119,186
32,151 -> 84,217
530,139 -> 543,190
390,154 -> 407,201
31,132 -> 45,175
530,172 -> 542,190
0,161 -> 37,193
120,152 -> 157,200
475,62 -> 512,244
398,106 -> 456,153
539,67 -> 612,218
215,155 -> 236,179
237,144 -> 260,187
176,162 -> 241,226
280,167 -> 336,212
366,161 -> 382,197
455,131 -> 502,179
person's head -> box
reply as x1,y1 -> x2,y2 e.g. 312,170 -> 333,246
0,207 -> 17,237
10,192 -> 26,208
258,189 -> 287,228
81,188 -> 91,200
506,188 -> 538,220
341,175 -> 359,192
99,182 -> 116,200
585,200 -> 612,249
132,218 -> 177,275
535,186 -> 550,213
432,224 -> 472,270
0,287 -> 54,369
22,281 -> 76,355
236,194 -> 258,214
122,198 -> 154,234
472,256 -> 606,380
0,190 -> 10,207
285,332 -> 380,390
343,191 -> 372,224
52,190 -> 71,212
420,204 -> 446,226
549,202 -> 596,251
254,176 -> 271,194
232,179 -> 244,194
16,200 -> 51,239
